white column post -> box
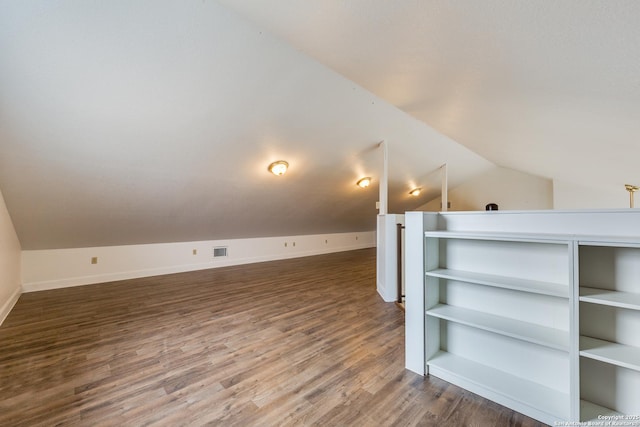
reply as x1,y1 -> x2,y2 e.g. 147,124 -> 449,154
441,163 -> 448,212
379,140 -> 388,215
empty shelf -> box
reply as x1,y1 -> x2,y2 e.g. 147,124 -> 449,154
580,400 -> 623,422
428,351 -> 569,422
580,287 -> 640,311
580,336 -> 640,372
424,230 -> 571,244
426,268 -> 568,298
426,304 -> 569,351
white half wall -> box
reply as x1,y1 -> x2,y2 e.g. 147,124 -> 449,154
404,212 -> 439,375
0,187 -> 22,325
22,231 -> 375,292
553,179 -> 630,209
376,214 -> 404,302
419,166 -> 553,212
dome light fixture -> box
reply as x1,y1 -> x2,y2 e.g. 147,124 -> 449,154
268,160 -> 289,176
409,188 -> 421,197
357,177 -> 372,188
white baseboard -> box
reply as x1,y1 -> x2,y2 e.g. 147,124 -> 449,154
0,285 -> 21,326
376,279 -> 396,302
22,234 -> 375,293
22,262 -> 213,292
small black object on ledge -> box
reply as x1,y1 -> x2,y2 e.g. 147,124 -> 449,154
485,203 -> 498,211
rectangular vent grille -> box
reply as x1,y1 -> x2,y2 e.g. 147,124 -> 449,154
213,247 -> 228,258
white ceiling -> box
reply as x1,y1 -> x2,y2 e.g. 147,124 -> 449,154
0,0 -> 492,249
218,0 -> 640,189
4,0 -> 638,250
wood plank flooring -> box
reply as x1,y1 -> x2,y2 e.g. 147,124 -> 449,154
0,249 -> 544,426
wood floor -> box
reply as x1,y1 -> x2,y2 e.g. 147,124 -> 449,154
0,249 -> 544,426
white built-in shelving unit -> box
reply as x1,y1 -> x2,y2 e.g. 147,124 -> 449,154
578,242 -> 640,422
404,210 -> 640,425
423,231 -> 573,424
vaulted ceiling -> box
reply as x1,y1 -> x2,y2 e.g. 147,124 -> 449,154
1,0 -> 638,250
219,0 -> 640,192
0,0 -> 491,249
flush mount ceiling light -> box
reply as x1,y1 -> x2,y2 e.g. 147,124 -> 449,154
268,160 -> 289,176
357,177 -> 371,188
409,188 -> 421,196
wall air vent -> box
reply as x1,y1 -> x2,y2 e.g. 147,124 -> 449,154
213,247 -> 228,258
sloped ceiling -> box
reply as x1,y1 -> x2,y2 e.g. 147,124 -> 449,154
218,0 -> 640,193
0,0 -> 492,250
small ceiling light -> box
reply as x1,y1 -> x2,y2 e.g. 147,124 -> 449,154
268,160 -> 289,176
357,177 -> 372,188
409,188 -> 421,196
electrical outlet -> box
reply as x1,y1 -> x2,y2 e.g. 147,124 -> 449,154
192,249 -> 197,255
356,236 -> 358,240
293,242 -> 296,247
91,257 -> 98,264
325,239 -> 328,244
284,242 -> 287,247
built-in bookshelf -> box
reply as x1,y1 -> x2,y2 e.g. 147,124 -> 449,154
404,210 -> 640,425
578,243 -> 640,422
423,231 -> 572,424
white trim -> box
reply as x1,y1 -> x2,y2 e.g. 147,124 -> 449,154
22,241 -> 374,293
439,208 -> 640,216
0,285 -> 22,326
441,163 -> 448,212
379,140 -> 388,215
23,263 -> 211,292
